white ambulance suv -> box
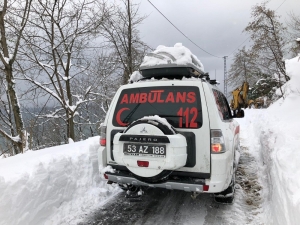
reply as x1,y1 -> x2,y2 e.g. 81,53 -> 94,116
98,44 -> 243,203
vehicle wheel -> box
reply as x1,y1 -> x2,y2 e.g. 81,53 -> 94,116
214,164 -> 236,204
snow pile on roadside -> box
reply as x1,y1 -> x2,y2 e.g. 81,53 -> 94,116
239,55 -> 300,225
261,56 -> 300,225
0,137 -> 119,225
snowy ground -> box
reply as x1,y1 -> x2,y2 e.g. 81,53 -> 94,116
0,55 -> 299,225
79,140 -> 264,225
235,55 -> 300,224
0,137 -> 120,225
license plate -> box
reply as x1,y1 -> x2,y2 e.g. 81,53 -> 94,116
123,143 -> 166,157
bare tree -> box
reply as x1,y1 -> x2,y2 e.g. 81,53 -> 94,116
245,2 -> 289,83
101,0 -> 150,84
0,0 -> 32,155
228,47 -> 261,87
20,0 -> 111,142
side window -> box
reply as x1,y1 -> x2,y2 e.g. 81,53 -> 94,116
212,89 -> 232,120
213,89 -> 224,120
219,93 -> 232,120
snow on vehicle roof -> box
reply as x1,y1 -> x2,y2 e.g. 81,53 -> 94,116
140,43 -> 204,73
129,71 -> 143,83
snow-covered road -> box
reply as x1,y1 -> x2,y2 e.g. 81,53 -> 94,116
1,107 -> 299,225
80,142 -> 263,225
0,55 -> 299,225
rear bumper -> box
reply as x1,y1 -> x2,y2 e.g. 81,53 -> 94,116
104,149 -> 232,194
106,172 -> 207,193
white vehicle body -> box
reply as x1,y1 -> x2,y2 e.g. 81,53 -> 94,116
98,78 -> 240,196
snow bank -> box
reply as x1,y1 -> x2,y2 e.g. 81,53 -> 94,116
278,55 -> 300,97
0,137 -> 119,225
261,56 -> 300,225
237,55 -> 300,225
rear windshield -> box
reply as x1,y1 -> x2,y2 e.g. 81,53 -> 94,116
112,86 -> 202,129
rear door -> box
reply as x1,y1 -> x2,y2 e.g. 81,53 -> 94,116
107,82 -> 211,175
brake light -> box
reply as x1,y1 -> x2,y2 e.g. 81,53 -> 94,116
100,138 -> 106,146
104,173 -> 108,179
212,143 -> 223,152
137,160 -> 149,167
211,129 -> 226,153
100,125 -> 107,146
203,185 -> 209,191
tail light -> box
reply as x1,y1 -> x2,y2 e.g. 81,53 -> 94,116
100,125 -> 107,146
211,129 -> 226,153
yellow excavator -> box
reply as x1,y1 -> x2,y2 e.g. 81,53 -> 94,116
230,82 -> 249,117
230,82 -> 264,116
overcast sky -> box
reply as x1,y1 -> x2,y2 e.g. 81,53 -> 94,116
136,0 -> 300,92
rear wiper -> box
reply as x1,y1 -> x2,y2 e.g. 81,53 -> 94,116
123,103 -> 141,123
151,114 -> 181,118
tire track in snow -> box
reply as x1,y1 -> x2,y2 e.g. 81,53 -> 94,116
234,146 -> 264,224
80,146 -> 264,225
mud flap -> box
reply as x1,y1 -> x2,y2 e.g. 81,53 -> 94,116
214,168 -> 236,204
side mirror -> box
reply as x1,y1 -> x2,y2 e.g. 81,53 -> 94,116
232,109 -> 244,118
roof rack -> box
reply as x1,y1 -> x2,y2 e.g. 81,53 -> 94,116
199,72 -> 220,85
131,67 -> 220,85
140,67 -> 203,79
200,73 -> 209,80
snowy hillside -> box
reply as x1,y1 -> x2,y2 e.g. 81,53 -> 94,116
0,55 -> 299,225
0,137 -> 120,225
250,55 -> 300,225
236,54 -> 300,224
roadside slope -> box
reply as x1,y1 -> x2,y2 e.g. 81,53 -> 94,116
237,55 -> 300,225
0,137 -> 119,225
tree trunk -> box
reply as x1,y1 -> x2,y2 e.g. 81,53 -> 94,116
65,60 -> 75,141
0,3 -> 26,154
68,115 -> 75,142
127,0 -> 133,81
5,68 -> 25,154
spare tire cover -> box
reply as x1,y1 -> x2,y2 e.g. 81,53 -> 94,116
113,119 -> 187,183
